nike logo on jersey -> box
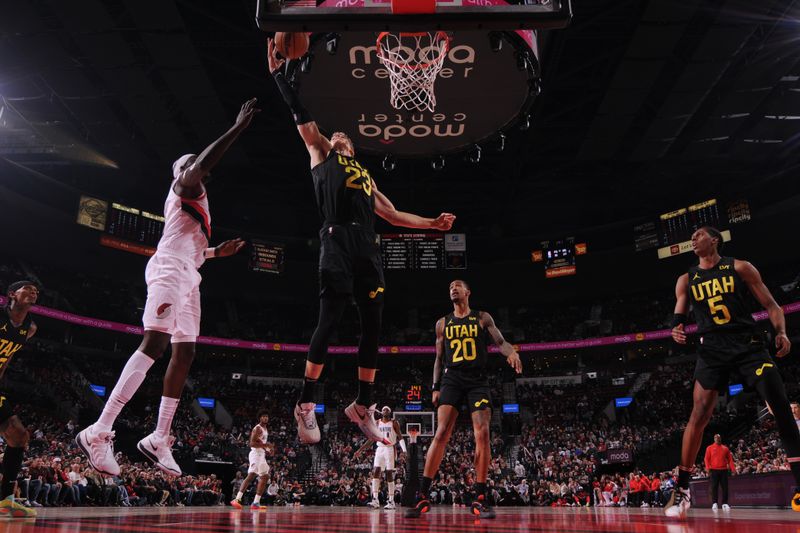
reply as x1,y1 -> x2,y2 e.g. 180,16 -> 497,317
755,363 -> 774,376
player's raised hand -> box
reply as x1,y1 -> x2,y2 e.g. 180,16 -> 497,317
235,98 -> 260,128
215,238 -> 246,258
431,213 -> 455,231
776,332 -> 791,357
267,38 -> 285,74
671,323 -> 687,344
506,350 -> 523,374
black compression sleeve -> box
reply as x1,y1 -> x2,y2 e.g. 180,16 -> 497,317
272,72 -> 313,125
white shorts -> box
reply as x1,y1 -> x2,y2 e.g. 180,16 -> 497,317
248,450 -> 270,476
374,446 -> 395,471
142,253 -> 202,343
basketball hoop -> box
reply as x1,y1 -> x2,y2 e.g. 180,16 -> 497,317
376,31 -> 450,113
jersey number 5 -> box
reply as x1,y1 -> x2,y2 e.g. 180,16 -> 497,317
344,166 -> 373,196
707,295 -> 731,325
450,338 -> 477,363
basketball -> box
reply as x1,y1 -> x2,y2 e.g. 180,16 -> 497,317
275,32 -> 309,60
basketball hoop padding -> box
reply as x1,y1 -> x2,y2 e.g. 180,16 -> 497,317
390,0 -> 435,14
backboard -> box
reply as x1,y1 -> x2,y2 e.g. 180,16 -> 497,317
256,0 -> 572,32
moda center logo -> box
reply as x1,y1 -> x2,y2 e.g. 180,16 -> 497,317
347,44 -> 475,143
297,30 -> 537,155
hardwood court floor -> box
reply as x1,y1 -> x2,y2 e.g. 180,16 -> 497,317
5,505 -> 800,532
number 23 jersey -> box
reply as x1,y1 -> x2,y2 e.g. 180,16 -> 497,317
311,150 -> 376,228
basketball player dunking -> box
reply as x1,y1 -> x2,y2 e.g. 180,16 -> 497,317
0,281 -> 39,518
267,39 -> 456,445
407,280 -> 522,519
231,412 -> 272,511
664,227 -> 800,518
355,406 -> 406,510
77,99 -> 258,477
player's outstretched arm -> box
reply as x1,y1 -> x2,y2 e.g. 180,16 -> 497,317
736,259 -> 791,357
670,273 -> 690,345
267,38 -> 331,167
373,182 -> 455,230
431,318 -> 445,406
480,311 -> 522,373
204,238 -> 246,260
178,99 -> 260,196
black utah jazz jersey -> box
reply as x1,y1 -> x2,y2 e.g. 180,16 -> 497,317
688,256 -> 756,335
311,150 -> 376,229
0,307 -> 32,376
443,310 -> 491,373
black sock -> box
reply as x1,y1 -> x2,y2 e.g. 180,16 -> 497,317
677,468 -> 691,489
356,380 -> 374,406
420,476 -> 433,497
298,378 -> 317,405
1,446 -> 24,499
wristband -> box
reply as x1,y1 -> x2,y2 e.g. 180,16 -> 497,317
204,247 -> 216,259
670,313 -> 687,329
432,382 -> 440,392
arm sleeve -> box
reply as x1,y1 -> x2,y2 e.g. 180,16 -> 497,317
272,72 -> 313,125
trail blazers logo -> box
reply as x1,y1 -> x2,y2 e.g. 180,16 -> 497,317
156,303 -> 173,318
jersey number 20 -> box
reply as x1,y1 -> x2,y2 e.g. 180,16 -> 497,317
450,338 -> 477,362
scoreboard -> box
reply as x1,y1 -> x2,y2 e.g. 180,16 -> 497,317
633,198 -> 750,258
106,203 -> 165,247
405,384 -> 423,411
380,233 -> 466,271
658,199 -> 720,247
249,240 -> 285,274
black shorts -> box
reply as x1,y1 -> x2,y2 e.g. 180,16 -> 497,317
438,369 -> 491,413
0,392 -> 15,425
318,224 -> 385,304
694,331 -> 774,392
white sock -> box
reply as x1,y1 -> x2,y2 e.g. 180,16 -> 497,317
96,351 -> 155,432
388,481 -> 395,503
236,491 -> 243,501
371,478 -> 380,501
253,494 -> 261,504
155,396 -> 180,439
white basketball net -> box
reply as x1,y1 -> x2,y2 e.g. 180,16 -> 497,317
376,32 -> 450,113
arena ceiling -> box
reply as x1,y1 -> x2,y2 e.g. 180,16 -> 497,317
2,0 -> 799,253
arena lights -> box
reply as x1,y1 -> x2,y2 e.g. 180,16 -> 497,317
519,113 -> 531,131
489,31 -> 503,53
516,50 -> 530,71
494,132 -> 506,153
466,144 -> 482,164
325,33 -> 340,55
431,155 -> 445,171
382,153 -> 396,172
300,53 -> 314,74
